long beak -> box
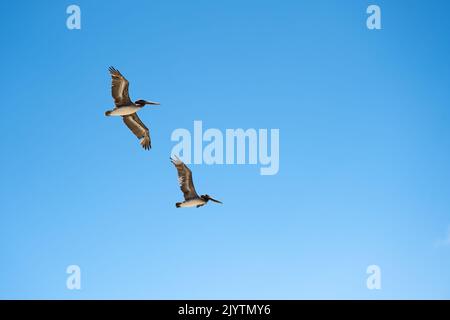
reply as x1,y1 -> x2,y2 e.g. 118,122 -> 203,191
146,101 -> 160,105
210,198 -> 223,204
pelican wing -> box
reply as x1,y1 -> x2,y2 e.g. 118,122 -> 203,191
122,113 -> 151,150
109,66 -> 132,107
170,156 -> 199,200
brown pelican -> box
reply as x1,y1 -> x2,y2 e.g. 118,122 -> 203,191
105,67 -> 160,150
170,156 -> 223,208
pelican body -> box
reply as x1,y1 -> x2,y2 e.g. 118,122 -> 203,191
171,156 -> 223,208
105,105 -> 144,117
176,198 -> 207,208
105,67 -> 160,150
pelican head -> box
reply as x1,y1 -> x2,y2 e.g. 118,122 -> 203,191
201,194 -> 223,204
135,99 -> 160,107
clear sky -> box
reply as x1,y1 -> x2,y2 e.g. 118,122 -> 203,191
1,0 -> 450,299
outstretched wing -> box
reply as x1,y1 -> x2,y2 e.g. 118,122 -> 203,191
122,113 -> 151,150
170,156 -> 199,200
109,66 -> 132,107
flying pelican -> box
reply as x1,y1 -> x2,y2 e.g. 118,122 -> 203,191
170,156 -> 223,208
105,67 -> 160,150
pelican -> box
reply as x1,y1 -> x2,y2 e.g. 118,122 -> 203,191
105,67 -> 160,150
170,156 -> 223,208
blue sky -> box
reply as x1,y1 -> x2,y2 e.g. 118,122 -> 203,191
1,0 -> 450,299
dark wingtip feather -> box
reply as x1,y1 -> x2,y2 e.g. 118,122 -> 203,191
109,66 -> 120,75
